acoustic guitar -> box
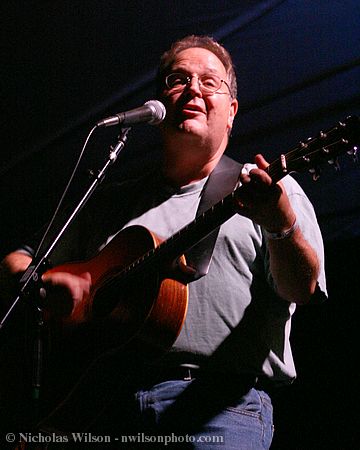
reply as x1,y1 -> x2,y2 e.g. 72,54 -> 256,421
2,115 -> 359,440
46,115 -> 359,347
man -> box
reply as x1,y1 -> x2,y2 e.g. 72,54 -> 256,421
0,35 -> 326,448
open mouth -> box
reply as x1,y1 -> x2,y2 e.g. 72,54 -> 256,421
181,103 -> 205,115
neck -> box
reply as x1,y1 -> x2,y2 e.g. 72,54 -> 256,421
161,132 -> 228,187
162,155 -> 219,187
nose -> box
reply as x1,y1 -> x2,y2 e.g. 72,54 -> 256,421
187,75 -> 203,97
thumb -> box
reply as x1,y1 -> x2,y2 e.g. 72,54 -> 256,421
79,272 -> 92,284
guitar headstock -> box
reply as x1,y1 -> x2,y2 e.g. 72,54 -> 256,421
268,115 -> 359,182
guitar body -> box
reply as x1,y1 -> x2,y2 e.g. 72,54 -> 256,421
1,225 -> 188,436
45,225 -> 188,356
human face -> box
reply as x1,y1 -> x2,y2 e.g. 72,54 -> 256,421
159,47 -> 238,151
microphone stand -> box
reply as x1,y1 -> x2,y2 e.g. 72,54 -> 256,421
0,126 -> 131,425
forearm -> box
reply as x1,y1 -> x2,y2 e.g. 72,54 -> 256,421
0,251 -> 32,288
266,226 -> 320,304
0,251 -> 32,312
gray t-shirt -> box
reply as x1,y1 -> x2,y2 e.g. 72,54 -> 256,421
23,161 -> 326,384
99,164 -> 327,383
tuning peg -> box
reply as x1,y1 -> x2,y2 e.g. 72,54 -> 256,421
347,146 -> 358,162
309,166 -> 321,181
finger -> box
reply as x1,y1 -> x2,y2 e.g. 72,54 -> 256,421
239,171 -> 251,185
42,272 -> 90,306
80,271 -> 92,283
254,153 -> 269,169
248,168 -> 272,187
79,272 -> 92,295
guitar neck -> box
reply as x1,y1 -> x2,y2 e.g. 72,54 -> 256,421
155,193 -> 237,263
159,160 -> 288,256
122,114 -> 359,275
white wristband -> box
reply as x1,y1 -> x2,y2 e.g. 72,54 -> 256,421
263,219 -> 298,240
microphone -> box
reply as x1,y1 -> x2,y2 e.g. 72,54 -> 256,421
97,100 -> 166,127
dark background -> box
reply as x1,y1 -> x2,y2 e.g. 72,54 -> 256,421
1,1 -> 359,448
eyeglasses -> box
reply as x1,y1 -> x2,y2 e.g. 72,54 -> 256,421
165,72 -> 231,96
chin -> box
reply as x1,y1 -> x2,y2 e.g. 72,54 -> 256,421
178,119 -> 205,137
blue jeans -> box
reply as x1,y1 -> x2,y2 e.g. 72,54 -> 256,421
132,379 -> 274,449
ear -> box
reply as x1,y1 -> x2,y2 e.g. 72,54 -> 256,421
227,98 -> 238,131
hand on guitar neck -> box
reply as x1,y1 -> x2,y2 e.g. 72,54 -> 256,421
236,154 -> 296,234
